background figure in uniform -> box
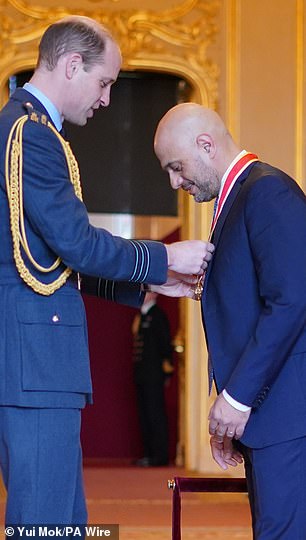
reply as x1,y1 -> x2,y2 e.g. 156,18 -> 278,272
132,292 -> 173,466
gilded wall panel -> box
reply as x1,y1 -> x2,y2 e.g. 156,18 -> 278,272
0,0 -> 219,107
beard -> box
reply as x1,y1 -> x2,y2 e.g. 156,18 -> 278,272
192,160 -> 220,203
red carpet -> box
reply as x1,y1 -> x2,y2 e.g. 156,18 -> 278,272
84,466 -> 252,539
0,466 -> 252,539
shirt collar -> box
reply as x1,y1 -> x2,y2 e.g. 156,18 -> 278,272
23,82 -> 62,132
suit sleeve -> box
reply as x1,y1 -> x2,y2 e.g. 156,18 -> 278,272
81,275 -> 144,308
20,120 -> 168,284
225,174 -> 306,407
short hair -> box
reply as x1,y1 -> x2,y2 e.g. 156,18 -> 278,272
37,16 -> 113,71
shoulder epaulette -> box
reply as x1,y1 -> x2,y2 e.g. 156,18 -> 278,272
22,101 -> 48,127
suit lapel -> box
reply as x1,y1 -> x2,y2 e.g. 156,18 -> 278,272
203,162 -> 257,296
212,180 -> 242,247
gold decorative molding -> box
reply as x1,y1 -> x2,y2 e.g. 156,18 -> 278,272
0,0 -> 220,107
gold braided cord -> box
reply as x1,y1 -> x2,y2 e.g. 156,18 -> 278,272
5,113 -> 83,296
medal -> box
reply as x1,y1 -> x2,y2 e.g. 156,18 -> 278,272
194,275 -> 204,301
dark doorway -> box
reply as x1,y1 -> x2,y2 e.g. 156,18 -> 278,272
10,70 -> 191,216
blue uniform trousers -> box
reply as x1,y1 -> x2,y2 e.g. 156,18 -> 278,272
0,407 -> 87,526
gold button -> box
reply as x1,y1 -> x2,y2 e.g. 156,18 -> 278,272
52,314 -> 60,323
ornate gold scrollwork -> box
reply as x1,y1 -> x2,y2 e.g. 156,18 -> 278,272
0,0 -> 220,107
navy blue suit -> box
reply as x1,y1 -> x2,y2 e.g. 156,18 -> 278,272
0,88 -> 168,525
202,161 -> 306,538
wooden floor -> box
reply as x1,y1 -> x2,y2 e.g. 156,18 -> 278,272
0,466 -> 253,539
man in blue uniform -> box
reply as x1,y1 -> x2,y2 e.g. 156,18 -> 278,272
154,103 -> 306,539
0,20 -> 214,527
132,292 -> 173,466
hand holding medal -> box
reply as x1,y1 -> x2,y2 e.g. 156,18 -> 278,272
193,247 -> 213,301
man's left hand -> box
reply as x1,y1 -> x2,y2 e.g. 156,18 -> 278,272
208,393 -> 251,441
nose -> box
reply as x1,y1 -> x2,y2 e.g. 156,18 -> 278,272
169,170 -> 183,190
100,86 -> 111,107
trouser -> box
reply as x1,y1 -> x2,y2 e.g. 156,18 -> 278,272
136,381 -> 169,463
237,436 -> 306,539
0,407 -> 87,527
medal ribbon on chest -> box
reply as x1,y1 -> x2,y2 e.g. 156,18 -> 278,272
194,152 -> 259,301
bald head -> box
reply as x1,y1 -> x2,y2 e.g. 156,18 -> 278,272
156,102 -> 226,137
155,103 -> 232,164
154,103 -> 241,203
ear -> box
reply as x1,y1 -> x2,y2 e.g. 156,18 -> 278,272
196,133 -> 216,158
65,53 -> 83,80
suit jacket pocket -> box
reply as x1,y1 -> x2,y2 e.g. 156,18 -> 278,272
17,294 -> 92,393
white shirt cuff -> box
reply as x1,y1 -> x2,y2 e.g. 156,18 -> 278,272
222,389 -> 252,412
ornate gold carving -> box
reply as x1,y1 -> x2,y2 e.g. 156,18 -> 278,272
0,0 -> 219,107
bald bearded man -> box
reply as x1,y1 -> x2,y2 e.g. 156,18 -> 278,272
154,103 -> 306,540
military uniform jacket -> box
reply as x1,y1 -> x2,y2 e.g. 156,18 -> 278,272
0,88 -> 168,408
133,304 -> 172,384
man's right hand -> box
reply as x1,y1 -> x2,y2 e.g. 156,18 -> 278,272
150,270 -> 198,298
165,240 -> 214,275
